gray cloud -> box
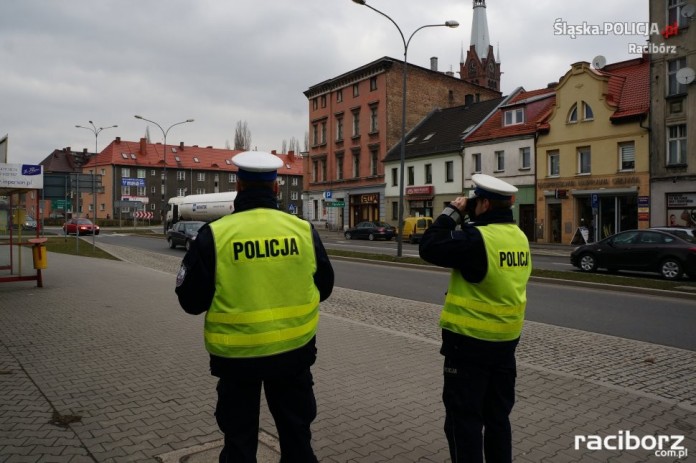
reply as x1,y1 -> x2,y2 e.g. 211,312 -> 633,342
0,0 -> 648,164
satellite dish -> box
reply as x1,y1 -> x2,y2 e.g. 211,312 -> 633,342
592,55 -> 607,70
681,4 -> 695,18
676,67 -> 696,85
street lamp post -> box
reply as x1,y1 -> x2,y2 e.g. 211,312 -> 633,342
75,121 -> 117,249
134,115 -> 194,232
351,0 -> 458,257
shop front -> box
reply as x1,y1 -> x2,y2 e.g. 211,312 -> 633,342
537,175 -> 648,244
349,192 -> 380,228
405,186 -> 434,218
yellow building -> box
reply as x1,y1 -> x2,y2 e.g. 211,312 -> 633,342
535,57 -> 650,244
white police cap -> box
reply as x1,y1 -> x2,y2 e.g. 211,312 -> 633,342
232,151 -> 284,181
471,174 -> 518,200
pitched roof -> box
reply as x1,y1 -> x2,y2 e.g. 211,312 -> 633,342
465,87 -> 556,143
384,97 -> 506,162
595,56 -> 649,121
80,138 -> 304,176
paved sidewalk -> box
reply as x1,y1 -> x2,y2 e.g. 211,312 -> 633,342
0,244 -> 694,462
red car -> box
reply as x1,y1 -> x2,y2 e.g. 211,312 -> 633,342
63,218 -> 100,236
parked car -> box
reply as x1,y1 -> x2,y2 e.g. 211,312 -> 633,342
63,218 -> 100,236
402,216 -> 433,244
570,229 -> 696,280
23,215 -> 37,230
344,221 -> 396,241
166,220 -> 205,250
650,227 -> 696,242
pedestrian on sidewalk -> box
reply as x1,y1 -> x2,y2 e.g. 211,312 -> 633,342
175,150 -> 334,463
419,174 -> 532,463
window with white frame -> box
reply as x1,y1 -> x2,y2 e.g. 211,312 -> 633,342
391,167 -> 398,186
567,104 -> 578,123
336,116 -> 344,141
370,148 -> 378,176
312,123 -> 319,145
548,151 -> 560,176
495,151 -> 505,172
369,105 -> 378,133
151,170 -> 156,176
121,185 -> 131,195
196,188 -> 205,194
577,147 -> 591,174
291,177 -> 298,186
291,191 -> 298,200
336,89 -> 343,103
121,167 -> 130,177
229,173 -> 236,183
137,186 -> 146,196
503,108 -> 524,126
618,142 -> 635,171
668,58 -> 687,95
137,169 -> 146,178
583,102 -> 594,120
425,164 -> 432,184
370,76 -> 377,91
197,172 -> 206,181
353,83 -> 359,97
151,186 -> 156,194
472,153 -> 481,173
320,121 -> 327,145
177,188 -> 186,197
667,124 -> 687,165
520,147 -> 531,169
336,154 -> 344,180
668,0 -> 689,28
177,171 -> 185,180
445,161 -> 454,183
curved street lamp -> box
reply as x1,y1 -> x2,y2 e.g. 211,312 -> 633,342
134,115 -> 194,231
351,0 -> 458,257
75,121 -> 117,248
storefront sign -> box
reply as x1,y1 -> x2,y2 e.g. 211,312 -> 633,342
360,194 -> 378,204
406,186 -> 434,196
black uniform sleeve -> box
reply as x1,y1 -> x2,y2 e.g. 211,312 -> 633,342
419,211 -> 488,283
175,224 -> 216,315
311,227 -> 334,302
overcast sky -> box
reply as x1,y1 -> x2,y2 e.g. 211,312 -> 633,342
1,0 -> 650,165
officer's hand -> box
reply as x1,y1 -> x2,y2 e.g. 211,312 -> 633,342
450,196 -> 468,213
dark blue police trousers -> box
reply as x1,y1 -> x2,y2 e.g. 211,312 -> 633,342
215,368 -> 318,463
442,349 -> 517,463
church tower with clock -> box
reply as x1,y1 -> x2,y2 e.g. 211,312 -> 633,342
460,0 -> 501,92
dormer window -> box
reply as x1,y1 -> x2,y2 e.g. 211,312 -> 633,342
193,157 -> 200,163
503,108 -> 524,126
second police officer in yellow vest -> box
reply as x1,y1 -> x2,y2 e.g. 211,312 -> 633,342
176,151 -> 334,463
419,174 -> 532,463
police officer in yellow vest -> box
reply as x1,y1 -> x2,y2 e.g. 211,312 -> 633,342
419,174 -> 531,463
176,151 -> 334,463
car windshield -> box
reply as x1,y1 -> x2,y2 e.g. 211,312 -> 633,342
77,219 -> 93,225
373,221 -> 391,228
183,222 -> 204,232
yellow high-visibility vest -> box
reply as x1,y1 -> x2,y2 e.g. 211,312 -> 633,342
205,209 -> 319,358
440,224 -> 531,341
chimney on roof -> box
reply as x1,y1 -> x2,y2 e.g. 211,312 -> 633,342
83,148 -> 88,154
547,82 -> 558,89
207,146 -> 213,149
288,150 -> 295,162
430,57 -> 438,72
271,150 -> 277,154
115,137 -> 121,144
140,137 -> 147,155
179,142 -> 184,151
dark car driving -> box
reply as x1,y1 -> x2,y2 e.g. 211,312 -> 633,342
344,221 -> 396,241
570,229 -> 696,280
166,220 -> 205,250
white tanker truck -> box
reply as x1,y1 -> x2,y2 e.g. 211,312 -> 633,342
166,191 -> 237,230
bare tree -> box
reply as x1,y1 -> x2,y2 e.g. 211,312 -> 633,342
289,136 -> 300,154
234,121 -> 252,150
281,139 -> 288,154
303,131 -> 309,153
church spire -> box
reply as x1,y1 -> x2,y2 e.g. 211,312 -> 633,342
459,0 -> 501,92
470,0 -> 490,60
